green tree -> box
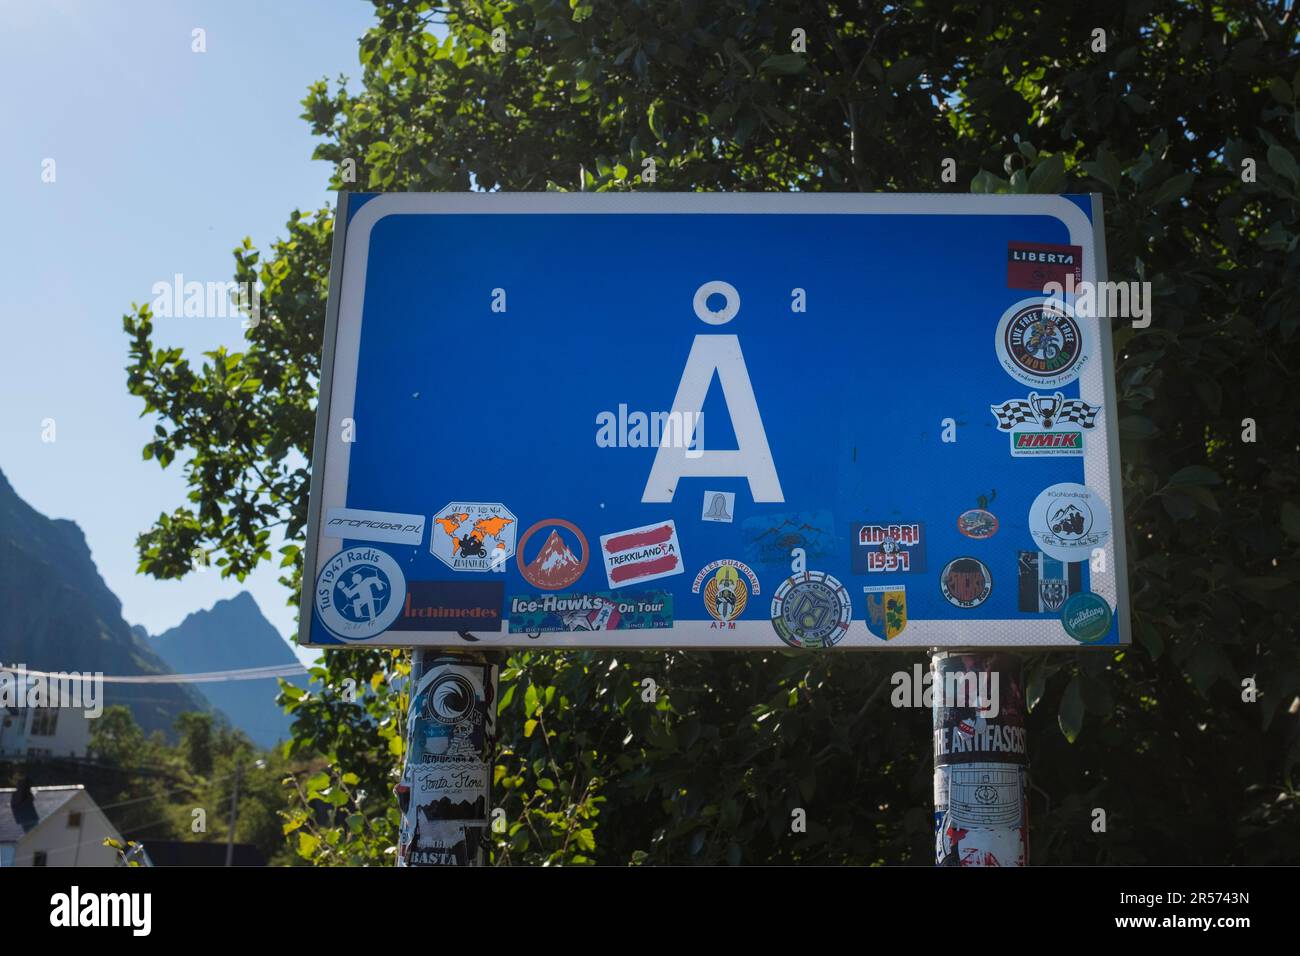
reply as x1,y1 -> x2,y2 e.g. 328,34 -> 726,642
175,711 -> 215,776
124,1 -> 1300,864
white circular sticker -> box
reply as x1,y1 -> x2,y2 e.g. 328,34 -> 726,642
314,546 -> 406,641
994,297 -> 1090,389
1028,482 -> 1111,563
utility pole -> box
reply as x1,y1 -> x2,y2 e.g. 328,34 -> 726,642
397,650 -> 497,866
225,758 -> 242,867
932,651 -> 1029,867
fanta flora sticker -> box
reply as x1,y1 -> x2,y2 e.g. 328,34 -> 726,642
507,591 -> 672,634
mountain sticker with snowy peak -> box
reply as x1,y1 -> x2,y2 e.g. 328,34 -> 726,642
515,518 -> 590,590
741,509 -> 836,566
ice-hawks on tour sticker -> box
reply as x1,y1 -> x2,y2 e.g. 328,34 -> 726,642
990,391 -> 1100,458
516,518 -> 589,590
1029,482 -> 1111,562
1017,551 -> 1081,613
770,571 -> 852,649
940,557 -> 993,609
315,546 -> 407,640
431,502 -> 516,572
994,298 -> 1089,389
863,585 -> 907,640
691,559 -> 760,626
1006,241 -> 1083,292
957,509 -> 999,540
507,591 -> 672,634
1060,592 -> 1113,643
600,520 -> 684,588
851,522 -> 926,574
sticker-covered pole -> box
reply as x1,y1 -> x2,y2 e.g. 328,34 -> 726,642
931,651 -> 1029,867
397,649 -> 498,866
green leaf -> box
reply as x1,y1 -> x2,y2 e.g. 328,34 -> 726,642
1281,502 -> 1300,541
1267,145 -> 1299,185
1167,465 -> 1221,486
1268,77 -> 1295,105
1027,153 -> 1066,194
575,828 -> 596,851
759,54 -> 806,75
1150,172 -> 1195,206
1058,677 -> 1084,743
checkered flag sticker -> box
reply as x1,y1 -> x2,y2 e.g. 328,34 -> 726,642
989,399 -> 1037,430
990,396 -> 1100,430
1057,399 -> 1099,428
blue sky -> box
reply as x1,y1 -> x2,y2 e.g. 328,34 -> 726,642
0,1 -> 378,666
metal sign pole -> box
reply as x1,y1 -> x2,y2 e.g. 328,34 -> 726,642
397,649 -> 498,866
932,651 -> 1029,867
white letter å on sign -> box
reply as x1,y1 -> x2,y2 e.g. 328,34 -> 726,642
643,285 -> 784,503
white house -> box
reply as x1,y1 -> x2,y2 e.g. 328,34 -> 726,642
0,676 -> 92,759
0,784 -> 124,867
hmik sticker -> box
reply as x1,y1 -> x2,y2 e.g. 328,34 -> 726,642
642,282 -> 784,504
990,391 -> 1100,458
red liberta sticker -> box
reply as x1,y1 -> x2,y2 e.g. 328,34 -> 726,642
1007,242 -> 1083,292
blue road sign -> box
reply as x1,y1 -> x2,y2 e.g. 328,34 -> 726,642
300,193 -> 1129,649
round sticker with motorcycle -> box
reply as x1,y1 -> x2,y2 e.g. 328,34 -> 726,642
1028,482 -> 1111,563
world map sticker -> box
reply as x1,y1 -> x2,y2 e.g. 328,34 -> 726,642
431,502 -> 517,572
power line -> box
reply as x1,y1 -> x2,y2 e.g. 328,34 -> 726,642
4,663 -> 310,685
